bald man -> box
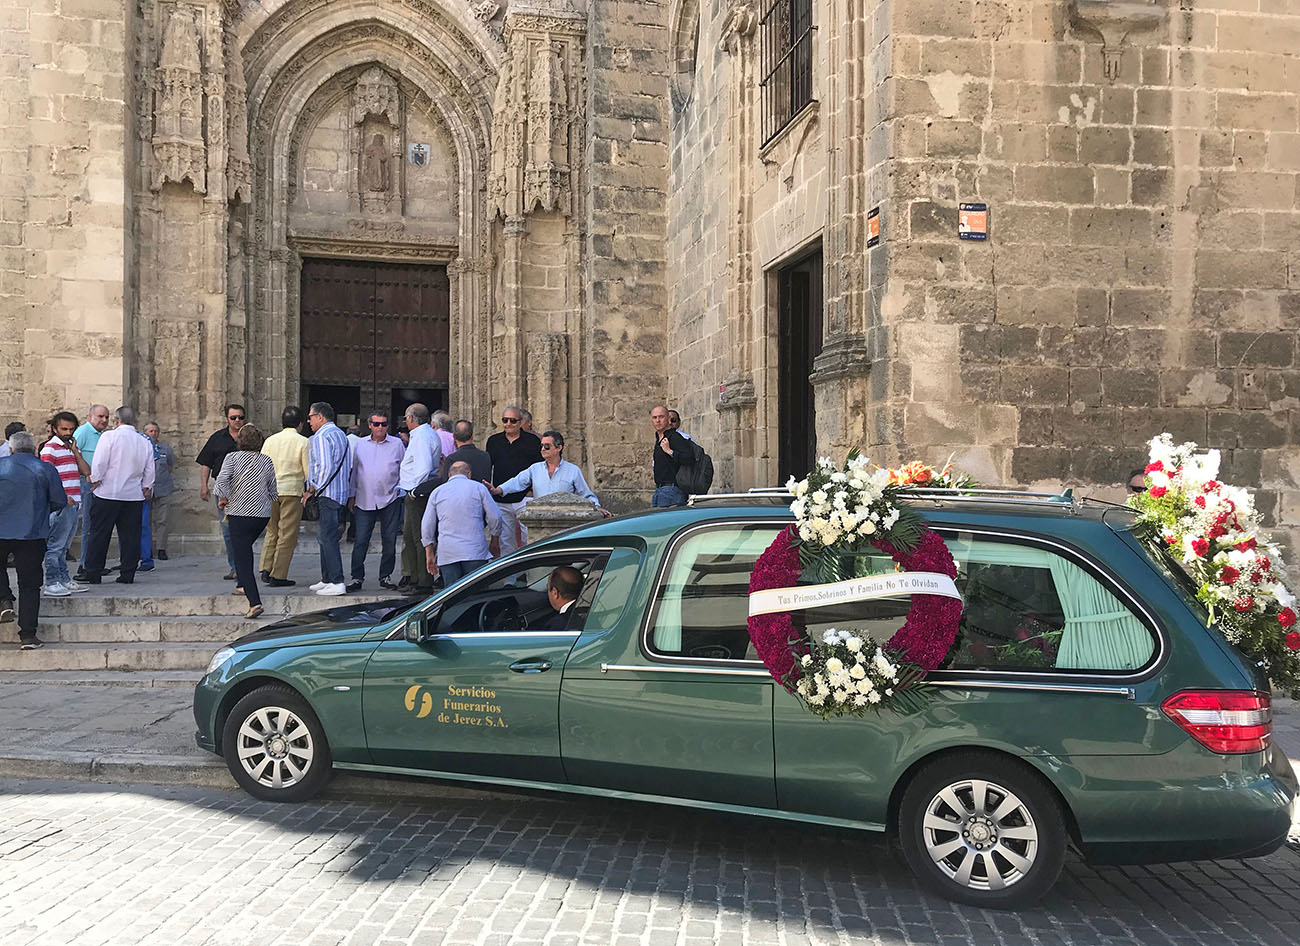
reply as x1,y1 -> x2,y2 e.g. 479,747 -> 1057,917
420,460 -> 502,590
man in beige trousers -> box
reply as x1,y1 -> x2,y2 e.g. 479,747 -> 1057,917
259,406 -> 310,586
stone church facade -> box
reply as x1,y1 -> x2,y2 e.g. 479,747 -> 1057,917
2,0 -> 1299,538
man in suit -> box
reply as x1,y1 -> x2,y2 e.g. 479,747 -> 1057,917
537,565 -> 583,632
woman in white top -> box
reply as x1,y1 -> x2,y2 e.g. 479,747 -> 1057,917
215,425 -> 278,618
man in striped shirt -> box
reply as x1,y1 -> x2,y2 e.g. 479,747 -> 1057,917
39,412 -> 90,596
303,402 -> 352,596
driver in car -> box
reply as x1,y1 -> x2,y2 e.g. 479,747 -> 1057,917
537,565 -> 583,632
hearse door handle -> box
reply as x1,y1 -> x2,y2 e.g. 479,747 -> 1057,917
509,658 -> 552,674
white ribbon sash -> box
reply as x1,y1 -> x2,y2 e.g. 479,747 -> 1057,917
748,571 -> 962,617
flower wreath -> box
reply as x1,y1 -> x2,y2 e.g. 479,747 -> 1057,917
746,454 -> 965,718
1131,433 -> 1300,697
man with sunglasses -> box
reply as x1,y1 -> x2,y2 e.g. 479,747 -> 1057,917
348,412 -> 405,592
485,406 -> 542,555
1128,469 -> 1147,494
197,403 -> 246,579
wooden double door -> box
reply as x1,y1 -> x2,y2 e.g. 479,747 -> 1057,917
300,258 -> 450,424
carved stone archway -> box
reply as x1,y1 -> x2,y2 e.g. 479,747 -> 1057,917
242,14 -> 495,428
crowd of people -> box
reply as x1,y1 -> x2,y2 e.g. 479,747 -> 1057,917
0,398 -> 703,648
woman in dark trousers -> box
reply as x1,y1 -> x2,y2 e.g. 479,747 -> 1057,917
215,425 -> 278,619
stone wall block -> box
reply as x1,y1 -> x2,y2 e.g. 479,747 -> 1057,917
1197,250 -> 1288,290
995,286 -> 1077,326
1079,126 -> 1132,166
1069,368 -> 1102,408
1210,409 -> 1291,449
1100,367 -> 1161,408
1218,330 -> 1295,367
1110,288 -> 1171,325
1015,165 -> 1093,204
1158,369 -> 1236,408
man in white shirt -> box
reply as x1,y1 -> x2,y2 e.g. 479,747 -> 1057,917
397,402 -> 443,593
84,406 -> 155,584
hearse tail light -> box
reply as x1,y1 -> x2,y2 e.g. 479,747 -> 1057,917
1161,690 -> 1272,754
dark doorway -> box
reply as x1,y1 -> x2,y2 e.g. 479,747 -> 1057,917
776,247 -> 823,483
300,258 -> 450,429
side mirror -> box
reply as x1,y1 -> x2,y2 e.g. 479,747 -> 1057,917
404,613 -> 426,643
404,608 -> 441,643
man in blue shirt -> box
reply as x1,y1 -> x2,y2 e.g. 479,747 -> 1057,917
303,402 -> 352,597
71,404 -> 111,580
422,461 -> 502,588
487,430 -> 611,519
0,431 -> 70,649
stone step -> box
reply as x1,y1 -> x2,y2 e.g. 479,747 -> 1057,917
40,591 -> 395,618
0,642 -> 219,672
36,616 -> 267,644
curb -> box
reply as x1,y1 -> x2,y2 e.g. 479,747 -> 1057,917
0,751 -> 552,806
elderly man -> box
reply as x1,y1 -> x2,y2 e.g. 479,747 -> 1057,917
71,404 -> 111,581
197,403 -> 246,580
0,431 -> 68,648
84,407 -> 155,585
39,412 -> 90,596
348,411 -> 405,592
519,409 -> 535,435
432,410 -> 456,458
649,405 -> 691,507
488,430 -> 610,519
535,565 -> 584,632
259,406 -> 310,587
485,405 -> 542,556
397,402 -> 443,594
138,422 -> 175,571
303,402 -> 351,597
422,460 -> 502,588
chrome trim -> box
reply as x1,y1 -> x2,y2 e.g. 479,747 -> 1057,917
431,631 -> 581,640
933,678 -> 1135,699
690,487 -> 1077,508
601,662 -> 771,677
331,685 -> 351,692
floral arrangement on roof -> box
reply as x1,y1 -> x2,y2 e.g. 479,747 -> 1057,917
747,453 -> 964,719
1130,433 -> 1300,696
884,457 -> 978,490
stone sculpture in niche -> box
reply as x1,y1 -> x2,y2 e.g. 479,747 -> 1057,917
152,7 -> 207,192
363,133 -> 391,192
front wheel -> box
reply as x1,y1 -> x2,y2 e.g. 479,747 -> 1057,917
222,685 -> 333,802
898,753 -> 1067,908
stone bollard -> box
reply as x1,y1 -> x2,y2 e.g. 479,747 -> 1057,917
516,492 -> 606,544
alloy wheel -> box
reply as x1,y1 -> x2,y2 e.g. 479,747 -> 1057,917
234,705 -> 315,790
920,778 -> 1040,891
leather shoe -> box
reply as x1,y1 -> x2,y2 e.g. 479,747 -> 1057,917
397,576 -> 412,589
138,563 -> 154,571
223,571 -> 237,581
115,575 -> 133,584
156,550 -> 168,561
346,579 -> 363,593
379,577 -> 398,590
267,577 -> 296,587
259,570 -> 270,583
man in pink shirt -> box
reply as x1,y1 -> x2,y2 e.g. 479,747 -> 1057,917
432,411 -> 456,458
39,411 -> 90,596
347,411 -> 406,592
84,406 -> 155,584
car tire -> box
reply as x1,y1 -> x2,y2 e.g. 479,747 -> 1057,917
222,684 -> 333,802
898,752 -> 1067,909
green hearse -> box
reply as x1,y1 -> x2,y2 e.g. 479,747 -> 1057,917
194,491 -> 1296,908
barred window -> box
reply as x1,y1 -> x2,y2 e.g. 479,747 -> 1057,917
759,0 -> 815,145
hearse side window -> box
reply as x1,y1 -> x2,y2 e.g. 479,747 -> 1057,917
944,535 -> 1155,673
647,524 -> 781,661
433,553 -> 609,635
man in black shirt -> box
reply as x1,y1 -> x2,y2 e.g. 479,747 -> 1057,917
650,405 -> 690,507
484,406 -> 542,555
197,403 -> 245,579
441,419 -> 492,483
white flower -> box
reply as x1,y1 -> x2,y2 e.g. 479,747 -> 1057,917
868,691 -> 882,704
846,636 -> 863,653
795,479 -> 809,496
856,678 -> 875,694
849,664 -> 866,680
885,688 -> 894,696
822,629 -> 840,645
808,693 -> 825,706
796,679 -> 809,695
853,694 -> 868,706
873,653 -> 895,675
833,689 -> 849,703
831,472 -> 847,484
824,656 -> 844,675
811,489 -> 827,505
800,654 -> 812,667
785,475 -> 799,494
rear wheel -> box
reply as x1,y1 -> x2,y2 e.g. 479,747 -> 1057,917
899,753 -> 1066,908
222,685 -> 333,802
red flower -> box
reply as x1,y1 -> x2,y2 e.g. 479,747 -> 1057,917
1208,525 -> 1226,540
1149,486 -> 1168,498
1190,538 -> 1210,557
1145,461 -> 1163,473
1203,481 -> 1220,492
1237,538 -> 1257,552
1279,608 -> 1297,629
1193,495 -> 1206,508
1287,632 -> 1300,651
1165,534 -> 1179,545
1220,566 -> 1240,584
1234,596 -> 1255,613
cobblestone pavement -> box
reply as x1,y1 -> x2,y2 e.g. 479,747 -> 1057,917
1,778 -> 1299,946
